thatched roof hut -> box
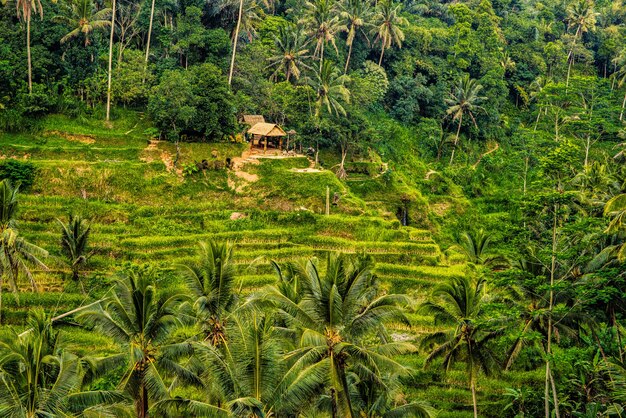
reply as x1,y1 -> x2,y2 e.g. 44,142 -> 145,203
247,123 -> 287,137
247,123 -> 287,152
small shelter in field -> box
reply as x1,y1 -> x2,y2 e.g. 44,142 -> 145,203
247,122 -> 287,151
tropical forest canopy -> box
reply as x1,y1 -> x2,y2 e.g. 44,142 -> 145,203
0,0 -> 626,416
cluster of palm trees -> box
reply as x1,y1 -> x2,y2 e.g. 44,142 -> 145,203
263,0 -> 407,81
0,239 -> 435,417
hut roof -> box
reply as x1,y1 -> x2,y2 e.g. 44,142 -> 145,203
247,123 -> 287,137
242,115 -> 265,126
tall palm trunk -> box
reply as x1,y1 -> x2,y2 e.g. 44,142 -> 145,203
319,40 -> 324,72
545,204 -> 561,418
106,0 -> 117,121
228,0 -> 244,86
620,91 -> 626,121
344,41 -> 353,73
450,113 -> 462,165
565,28 -> 580,88
378,42 -> 385,66
143,0 -> 156,83
26,17 -> 32,94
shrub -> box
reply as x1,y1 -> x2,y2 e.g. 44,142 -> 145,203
0,160 -> 37,189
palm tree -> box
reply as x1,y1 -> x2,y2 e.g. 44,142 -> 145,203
612,49 -> 626,120
371,0 -> 407,66
453,229 -> 508,269
0,309 -> 126,416
105,0 -> 116,121
307,60 -> 351,117
54,0 -> 111,46
157,314 -> 280,416
177,241 -> 238,346
565,0 -> 598,87
267,24 -> 312,82
420,275 -> 501,418
340,0 -> 371,73
77,266 -> 200,418
216,0 -> 262,85
143,0 -> 156,82
265,254 -> 416,418
0,180 -> 48,324
300,0 -> 345,71
57,214 -> 92,284
15,0 -> 43,93
445,74 -> 487,165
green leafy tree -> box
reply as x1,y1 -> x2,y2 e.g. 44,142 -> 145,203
565,0 -> 598,87
340,0 -> 371,73
445,74 -> 487,165
264,254 -> 416,418
0,179 -> 47,323
54,0 -> 111,46
453,229 -> 508,269
57,214 -> 91,284
300,0 -> 345,71
612,49 -> 626,121
176,241 -> 238,346
371,0 -> 407,66
307,60 -> 351,117
78,266 -> 199,418
267,23 -> 311,82
420,275 -> 501,418
13,0 -> 43,93
0,309 -> 127,417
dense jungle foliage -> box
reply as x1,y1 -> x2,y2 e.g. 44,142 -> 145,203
1,0 -> 626,416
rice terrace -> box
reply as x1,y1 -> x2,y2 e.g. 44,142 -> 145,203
0,0 -> 626,416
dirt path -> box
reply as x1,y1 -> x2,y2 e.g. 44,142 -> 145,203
141,140 -> 181,176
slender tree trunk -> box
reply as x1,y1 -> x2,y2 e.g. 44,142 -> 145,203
378,44 -> 385,66
450,114 -> 462,165
620,91 -> 626,121
344,38 -> 353,73
471,377 -> 478,418
137,381 -> 148,418
545,204 -> 560,418
228,0 -> 244,86
319,40 -> 324,72
584,135 -> 591,167
0,274 -> 3,324
534,106 -> 542,131
26,17 -> 32,94
106,0 -> 117,122
143,0 -> 156,83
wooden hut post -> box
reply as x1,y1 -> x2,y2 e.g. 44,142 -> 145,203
264,136 -> 268,153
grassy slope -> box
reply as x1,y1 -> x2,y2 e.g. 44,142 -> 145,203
0,111 -> 541,417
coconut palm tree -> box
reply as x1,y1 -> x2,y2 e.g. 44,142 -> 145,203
14,0 -> 43,93
157,313 -> 280,416
612,49 -> 626,121
57,214 -> 92,284
54,0 -> 111,46
420,275 -> 501,418
300,0 -> 345,71
565,0 -> 598,87
105,0 -> 116,121
265,254 -> 416,418
77,266 -> 200,418
177,241 -> 238,346
0,309 -> 127,416
215,0 -> 263,85
267,23 -> 312,82
340,0 -> 371,73
453,229 -> 508,269
371,0 -> 407,66
0,180 -> 48,324
307,60 -> 351,117
445,74 -> 487,165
